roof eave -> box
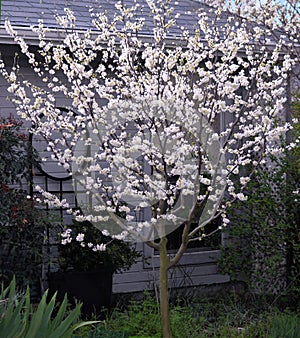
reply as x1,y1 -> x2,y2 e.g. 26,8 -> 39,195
0,25 -> 295,56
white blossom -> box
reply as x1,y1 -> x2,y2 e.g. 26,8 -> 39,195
0,0 -> 296,247
76,233 -> 85,242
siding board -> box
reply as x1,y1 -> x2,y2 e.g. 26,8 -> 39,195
113,264 -> 230,293
148,250 -> 221,269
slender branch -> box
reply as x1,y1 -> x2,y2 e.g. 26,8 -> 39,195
145,240 -> 160,251
169,221 -> 191,268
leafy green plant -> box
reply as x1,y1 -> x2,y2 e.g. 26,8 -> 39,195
0,277 -> 99,338
85,290 -> 300,338
268,311 -> 300,338
0,116 -> 39,185
73,325 -> 130,338
58,219 -> 141,273
107,291 -> 161,337
0,117 -> 47,296
218,154 -> 300,296
169,305 -> 203,338
218,92 -> 300,298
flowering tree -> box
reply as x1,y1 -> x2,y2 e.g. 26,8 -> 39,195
0,1 -> 298,336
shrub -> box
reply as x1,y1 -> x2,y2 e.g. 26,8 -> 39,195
0,117 -> 47,296
58,219 -> 141,273
0,277 -> 99,338
268,311 -> 300,338
218,141 -> 300,298
81,291 -> 299,337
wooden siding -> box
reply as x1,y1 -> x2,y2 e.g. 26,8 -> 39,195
113,249 -> 230,293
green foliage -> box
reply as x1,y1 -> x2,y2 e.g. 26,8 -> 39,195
218,91 -> 300,297
169,305 -> 203,338
0,186 -> 51,294
0,118 -> 47,295
83,292 -> 299,337
73,326 -> 130,338
107,291 -> 161,337
105,292 -> 212,337
219,168 -> 282,287
0,116 -> 39,185
268,311 -> 300,338
58,219 -> 141,273
288,92 -> 300,296
218,152 -> 300,296
0,277 -> 99,338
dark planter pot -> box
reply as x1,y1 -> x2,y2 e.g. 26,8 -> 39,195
48,269 -> 113,317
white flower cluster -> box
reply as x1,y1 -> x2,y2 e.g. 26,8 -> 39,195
61,228 -> 72,245
35,185 -> 69,208
0,1 -> 297,244
61,228 -> 106,251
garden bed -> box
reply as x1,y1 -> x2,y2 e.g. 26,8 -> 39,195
74,291 -> 300,338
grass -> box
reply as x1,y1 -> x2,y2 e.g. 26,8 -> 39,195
74,291 -> 300,338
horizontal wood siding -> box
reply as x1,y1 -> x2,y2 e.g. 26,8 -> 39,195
113,250 -> 229,294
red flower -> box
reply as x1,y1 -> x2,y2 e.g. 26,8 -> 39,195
1,183 -> 9,192
0,123 -> 14,130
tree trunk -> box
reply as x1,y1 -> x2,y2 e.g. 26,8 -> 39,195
159,237 -> 172,338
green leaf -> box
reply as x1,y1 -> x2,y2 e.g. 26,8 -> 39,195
25,290 -> 49,337
0,277 -> 26,338
13,287 -> 31,338
0,278 -> 97,338
47,292 -> 66,331
48,302 -> 82,338
34,291 -> 57,336
69,320 -> 102,336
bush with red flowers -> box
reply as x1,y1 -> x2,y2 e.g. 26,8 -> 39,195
0,117 -> 46,296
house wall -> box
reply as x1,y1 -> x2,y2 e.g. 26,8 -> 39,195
113,247 -> 229,294
0,44 -> 230,294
